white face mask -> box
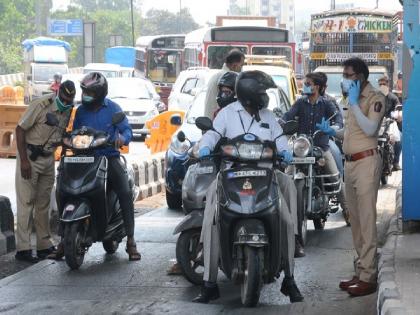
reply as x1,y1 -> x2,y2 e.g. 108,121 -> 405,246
379,85 -> 389,96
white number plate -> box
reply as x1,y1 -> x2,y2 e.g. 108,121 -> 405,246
196,166 -> 214,174
128,117 -> 142,124
292,157 -> 316,164
64,156 -> 95,163
227,170 -> 267,178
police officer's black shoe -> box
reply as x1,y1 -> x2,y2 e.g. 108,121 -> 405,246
294,237 -> 305,258
37,246 -> 56,260
15,250 -> 39,263
192,282 -> 220,303
281,276 -> 304,303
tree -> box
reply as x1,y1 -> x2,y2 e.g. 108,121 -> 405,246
71,0 -> 141,12
141,8 -> 199,36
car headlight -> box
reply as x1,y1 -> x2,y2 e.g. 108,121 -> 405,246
72,135 -> 93,149
91,136 -> 108,148
293,136 -> 311,157
237,143 -> 263,160
170,134 -> 191,154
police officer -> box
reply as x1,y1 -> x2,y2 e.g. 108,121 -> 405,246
318,57 -> 385,296
15,81 -> 76,263
193,71 -> 303,304
203,49 -> 245,119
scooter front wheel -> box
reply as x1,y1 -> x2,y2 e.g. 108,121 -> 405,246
64,222 -> 85,270
176,228 -> 204,285
241,246 -> 263,307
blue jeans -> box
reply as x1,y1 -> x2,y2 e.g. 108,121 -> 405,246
329,140 -> 344,177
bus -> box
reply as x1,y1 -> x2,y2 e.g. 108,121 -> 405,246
309,9 -> 398,92
135,34 -> 185,105
183,26 -> 296,71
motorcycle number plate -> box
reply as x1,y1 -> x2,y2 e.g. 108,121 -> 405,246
227,170 -> 267,178
64,156 -> 95,163
196,166 -> 214,174
292,157 -> 315,164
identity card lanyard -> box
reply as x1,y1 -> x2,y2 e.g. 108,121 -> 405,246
238,111 -> 255,134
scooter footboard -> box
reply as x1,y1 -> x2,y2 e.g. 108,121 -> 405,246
61,201 -> 91,222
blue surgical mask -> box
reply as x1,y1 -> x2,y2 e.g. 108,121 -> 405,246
82,95 -> 94,105
341,78 -> 354,94
302,84 -> 313,95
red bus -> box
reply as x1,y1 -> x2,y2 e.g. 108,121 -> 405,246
135,34 -> 185,105
183,26 -> 295,70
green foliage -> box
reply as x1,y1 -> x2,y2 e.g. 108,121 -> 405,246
141,8 -> 199,35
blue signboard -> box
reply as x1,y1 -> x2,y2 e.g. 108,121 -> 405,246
49,19 -> 83,36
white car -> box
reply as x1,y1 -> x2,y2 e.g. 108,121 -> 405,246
107,77 -> 164,139
167,67 -> 219,111
83,63 -> 121,78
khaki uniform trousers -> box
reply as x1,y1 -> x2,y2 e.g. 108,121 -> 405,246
15,150 -> 55,251
345,154 -> 381,283
201,170 -> 296,283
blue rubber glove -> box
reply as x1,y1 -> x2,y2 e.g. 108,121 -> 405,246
348,80 -> 361,106
315,117 -> 336,137
279,150 -> 293,165
199,146 -> 211,158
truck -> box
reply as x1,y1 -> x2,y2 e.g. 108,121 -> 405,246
22,37 -> 70,102
309,9 -> 399,98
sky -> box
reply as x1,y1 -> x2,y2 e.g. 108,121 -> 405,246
53,0 -> 403,26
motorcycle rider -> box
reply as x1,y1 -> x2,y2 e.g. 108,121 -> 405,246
50,72 -> 141,261
283,72 -> 348,232
193,70 -> 303,304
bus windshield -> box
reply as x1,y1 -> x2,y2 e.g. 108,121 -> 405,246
207,46 -> 247,69
147,50 -> 182,84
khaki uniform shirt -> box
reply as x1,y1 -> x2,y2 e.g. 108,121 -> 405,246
343,82 -> 385,155
18,94 -> 71,153
203,64 -> 230,119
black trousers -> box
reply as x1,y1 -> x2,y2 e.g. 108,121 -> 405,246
108,156 -> 135,237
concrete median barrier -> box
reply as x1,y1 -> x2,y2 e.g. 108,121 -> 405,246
134,152 -> 165,200
0,196 -> 16,255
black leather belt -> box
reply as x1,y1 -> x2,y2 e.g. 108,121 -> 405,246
27,144 -> 53,157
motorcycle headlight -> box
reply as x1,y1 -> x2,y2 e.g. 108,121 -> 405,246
170,134 -> 191,154
91,136 -> 108,148
237,143 -> 263,160
72,135 -> 94,149
221,144 -> 238,157
293,136 -> 311,158
261,147 -> 274,159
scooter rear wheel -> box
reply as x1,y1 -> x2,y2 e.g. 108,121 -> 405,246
241,246 -> 263,307
64,222 -> 85,270
102,240 -> 119,254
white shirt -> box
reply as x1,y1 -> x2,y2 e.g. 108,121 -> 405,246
199,101 -> 290,153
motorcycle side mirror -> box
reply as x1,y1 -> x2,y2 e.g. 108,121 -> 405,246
170,114 -> 182,126
195,116 -> 213,131
45,112 -> 60,127
177,130 -> 186,142
283,120 -> 299,135
112,112 -> 126,125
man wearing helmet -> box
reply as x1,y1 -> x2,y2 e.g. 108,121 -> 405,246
193,70 -> 303,304
70,72 -> 140,261
214,71 -> 238,118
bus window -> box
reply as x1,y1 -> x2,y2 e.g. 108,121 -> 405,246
207,46 -> 247,69
184,47 -> 200,69
135,50 -> 145,73
251,46 -> 293,64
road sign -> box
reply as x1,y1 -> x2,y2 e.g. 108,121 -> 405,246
48,19 -> 83,36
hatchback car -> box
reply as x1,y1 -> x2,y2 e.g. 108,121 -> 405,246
107,77 -> 165,139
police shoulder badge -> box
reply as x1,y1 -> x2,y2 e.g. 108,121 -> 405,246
374,101 -> 383,113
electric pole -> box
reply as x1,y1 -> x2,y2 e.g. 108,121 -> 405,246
331,0 -> 335,10
130,0 -> 135,46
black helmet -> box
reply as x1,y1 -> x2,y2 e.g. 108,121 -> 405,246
236,70 -> 276,111
217,71 -> 238,108
80,72 -> 108,105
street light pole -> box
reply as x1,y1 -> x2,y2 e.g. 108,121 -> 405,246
179,0 -> 182,33
130,0 -> 135,46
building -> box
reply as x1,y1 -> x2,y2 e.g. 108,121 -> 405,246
229,0 -> 295,34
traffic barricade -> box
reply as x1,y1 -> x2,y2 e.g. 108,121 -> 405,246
0,104 -> 27,158
144,110 -> 185,154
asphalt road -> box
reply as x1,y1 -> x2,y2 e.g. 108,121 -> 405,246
0,140 -> 150,215
0,173 -> 400,315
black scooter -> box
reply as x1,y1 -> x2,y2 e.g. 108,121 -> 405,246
55,112 -> 138,270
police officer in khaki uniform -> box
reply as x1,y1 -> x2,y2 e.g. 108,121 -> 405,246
317,58 -> 385,296
15,81 -> 76,263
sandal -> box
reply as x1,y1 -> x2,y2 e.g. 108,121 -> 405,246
126,242 -> 141,261
47,243 -> 65,260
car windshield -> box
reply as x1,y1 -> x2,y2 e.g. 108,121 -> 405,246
186,91 -> 206,123
271,75 -> 290,100
325,72 -> 384,97
33,65 -> 68,83
108,80 -> 152,99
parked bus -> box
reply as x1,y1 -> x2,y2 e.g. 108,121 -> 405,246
309,9 -> 398,90
135,34 -> 185,105
183,26 -> 296,71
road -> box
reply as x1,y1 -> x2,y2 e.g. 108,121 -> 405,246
0,173 -> 400,315
0,140 -> 150,215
